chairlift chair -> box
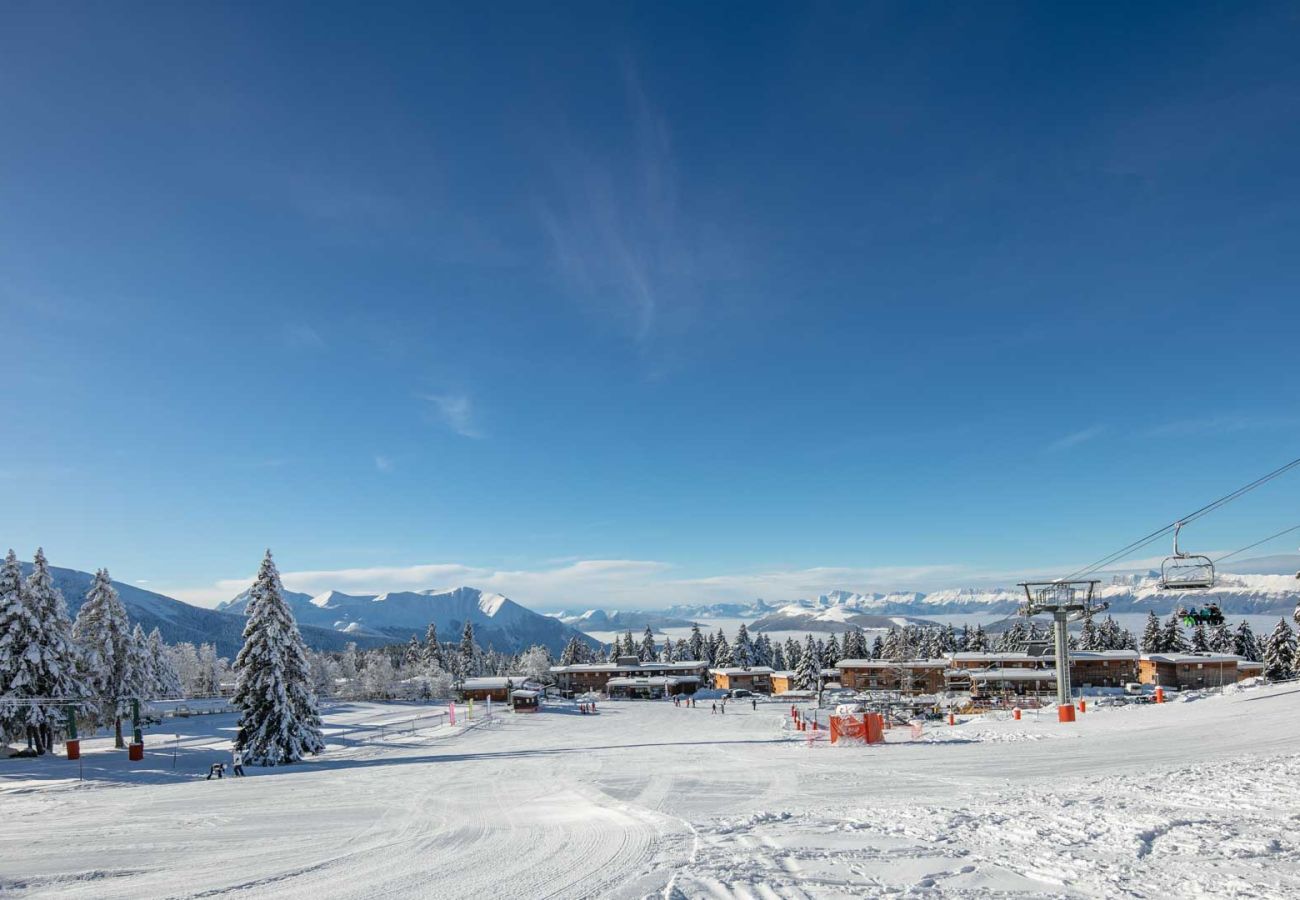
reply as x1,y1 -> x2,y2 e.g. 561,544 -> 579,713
1159,522 -> 1215,591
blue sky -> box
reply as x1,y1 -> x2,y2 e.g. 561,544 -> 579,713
3,2 -> 1300,609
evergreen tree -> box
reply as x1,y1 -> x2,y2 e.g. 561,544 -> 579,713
1263,619 -> 1296,680
128,623 -> 154,701
794,634 -> 820,689
1140,612 -> 1163,653
660,636 -> 674,663
958,624 -> 972,652
770,642 -> 786,671
15,550 -> 86,753
714,632 -> 734,668
559,635 -> 583,666
0,549 -> 44,748
842,628 -> 865,659
732,624 -> 754,668
459,622 -> 477,675
423,623 -> 444,669
1161,614 -> 1189,653
939,624 -> 958,654
232,551 -> 324,766
822,632 -> 841,667
687,623 -> 705,661
967,626 -> 989,652
72,568 -> 135,747
1078,618 -> 1099,651
753,633 -> 772,667
869,634 -> 885,658
784,636 -> 801,668
1207,623 -> 1234,654
622,630 -> 636,658
638,626 -> 657,662
1189,623 -> 1210,654
1234,620 -> 1262,661
149,628 -> 183,698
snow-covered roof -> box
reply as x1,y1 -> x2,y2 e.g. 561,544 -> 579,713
1142,653 -> 1242,664
837,658 -> 949,668
771,670 -> 796,678
969,669 -> 1059,682
606,676 -> 699,687
710,666 -> 774,676
462,676 -> 531,690
550,661 -> 706,673
511,689 -> 539,699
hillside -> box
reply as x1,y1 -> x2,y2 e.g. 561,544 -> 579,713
27,564 -> 386,658
220,585 -> 597,655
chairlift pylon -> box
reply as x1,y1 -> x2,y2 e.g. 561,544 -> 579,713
1159,521 -> 1215,591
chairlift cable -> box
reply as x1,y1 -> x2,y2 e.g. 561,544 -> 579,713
1212,523 -> 1300,566
1056,455 -> 1300,582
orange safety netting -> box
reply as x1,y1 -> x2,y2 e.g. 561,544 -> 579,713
829,712 -> 885,744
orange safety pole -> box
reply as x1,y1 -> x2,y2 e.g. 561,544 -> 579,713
1078,698 -> 1087,713
947,712 -> 955,726
1013,707 -> 1021,721
1155,686 -> 1165,704
1058,704 -> 1076,723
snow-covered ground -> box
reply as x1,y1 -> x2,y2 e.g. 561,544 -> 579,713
3,686 -> 1299,898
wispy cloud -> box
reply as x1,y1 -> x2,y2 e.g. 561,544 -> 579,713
1144,414 -> 1299,438
538,60 -> 737,346
285,323 -> 326,350
374,454 -> 394,473
1048,425 -> 1106,451
424,392 -> 482,438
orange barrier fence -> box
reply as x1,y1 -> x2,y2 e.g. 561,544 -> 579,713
829,713 -> 885,745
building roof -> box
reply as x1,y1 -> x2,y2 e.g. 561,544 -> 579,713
771,670 -> 796,678
710,666 -> 775,676
605,676 -> 698,687
511,690 -> 539,699
1141,653 -> 1243,664
462,676 -> 531,690
550,661 -> 706,673
969,668 -> 1059,681
837,658 -> 950,668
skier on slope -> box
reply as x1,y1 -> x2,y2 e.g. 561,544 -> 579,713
232,748 -> 246,777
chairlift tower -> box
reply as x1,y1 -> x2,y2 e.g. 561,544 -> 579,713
1017,581 -> 1106,722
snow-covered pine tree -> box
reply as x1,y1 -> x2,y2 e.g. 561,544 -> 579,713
72,568 -> 135,746
784,636 -> 801,668
732,624 -> 754,668
714,632 -> 734,668
423,623 -> 444,669
0,549 -> 43,748
18,549 -> 87,753
232,551 -> 324,766
821,632 -> 840,668
1234,620 -> 1262,661
1207,623 -> 1234,655
638,625 -> 656,662
770,642 -> 786,671
1161,614 -> 1189,653
149,628 -> 183,698
968,625 -> 989,652
687,623 -> 705,661
559,635 -> 583,666
459,622 -> 477,675
128,623 -> 155,701
1190,623 -> 1210,654
660,636 -> 674,663
1140,611 -> 1163,653
841,628 -> 863,659
939,624 -> 958,654
881,628 -> 902,661
869,634 -> 885,658
1078,618 -> 1098,651
1263,619 -> 1296,680
794,634 -> 820,689
404,635 -> 422,667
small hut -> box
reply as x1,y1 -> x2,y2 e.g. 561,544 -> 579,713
510,689 -> 539,713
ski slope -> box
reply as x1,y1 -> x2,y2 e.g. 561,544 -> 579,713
3,686 -> 1299,898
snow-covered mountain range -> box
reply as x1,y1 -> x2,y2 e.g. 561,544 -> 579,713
27,563 -> 388,658
219,585 -> 596,655
748,574 -> 1300,622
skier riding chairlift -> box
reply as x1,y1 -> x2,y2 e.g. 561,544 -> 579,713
1178,603 -> 1225,628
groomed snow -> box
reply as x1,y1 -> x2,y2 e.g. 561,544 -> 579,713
3,685 -> 1300,898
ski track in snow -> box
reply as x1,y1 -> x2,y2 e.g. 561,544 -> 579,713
3,687 -> 1300,898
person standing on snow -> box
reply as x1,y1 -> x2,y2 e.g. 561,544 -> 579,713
232,748 -> 246,777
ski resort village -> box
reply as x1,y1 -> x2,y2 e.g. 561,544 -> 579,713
6,3 -> 1300,898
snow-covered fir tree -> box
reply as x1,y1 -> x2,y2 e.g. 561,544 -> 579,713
0,549 -> 43,748
659,636 -> 674,662
687,623 -> 705,661
770,642 -> 786,670
869,634 -> 885,659
1189,623 -> 1210,653
842,628 -> 865,659
794,634 -> 820,689
784,636 -> 801,668
459,622 -> 478,675
638,625 -> 656,662
71,567 -> 135,746
559,635 -> 584,666
1234,620 -> 1262,661
1208,622 -> 1235,655
1263,619 -> 1296,680
10,550 -> 87,754
967,625 -> 989,652
232,551 -> 324,766
1078,618 -> 1098,651
1161,614 -> 1189,653
732,624 -> 754,668
149,628 -> 184,698
714,632 -> 734,667
821,632 -> 841,667
1140,611 -> 1163,653
423,623 -> 444,669
127,623 -> 154,702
